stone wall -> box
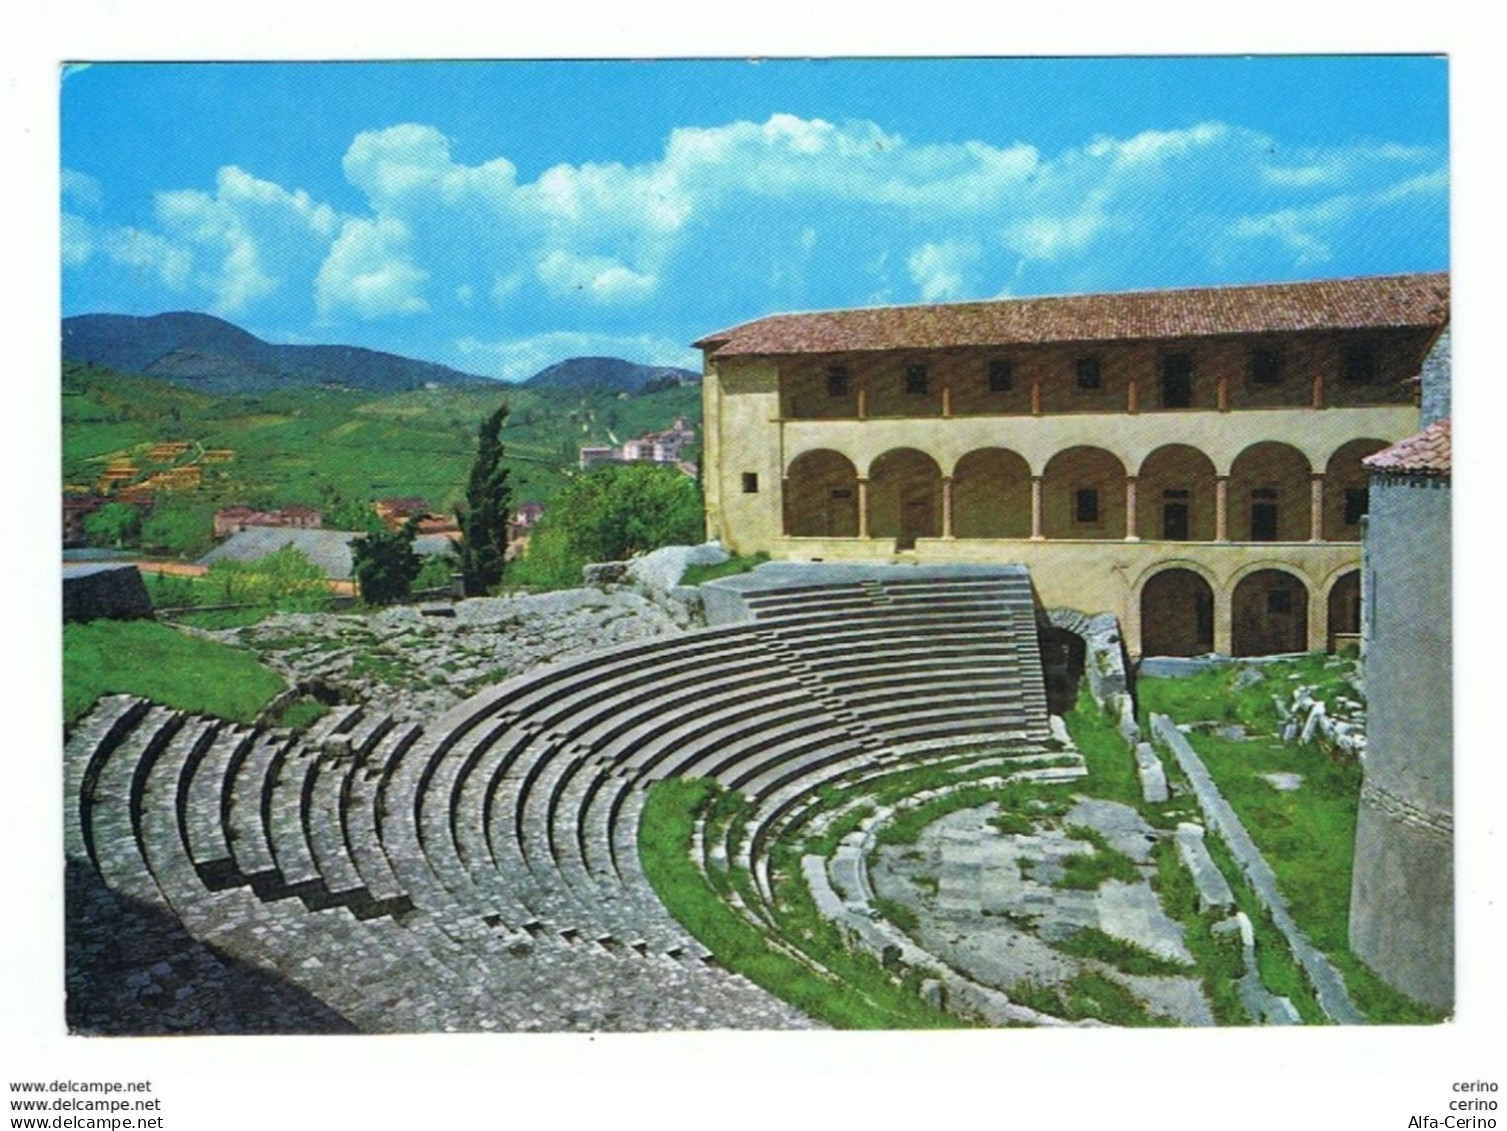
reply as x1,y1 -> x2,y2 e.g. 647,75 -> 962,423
1350,470 -> 1453,1011
63,564 -> 153,623
1419,327 -> 1451,427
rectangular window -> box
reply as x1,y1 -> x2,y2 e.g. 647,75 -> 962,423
1075,356 -> 1102,391
1162,502 -> 1190,541
988,359 -> 1014,392
1161,353 -> 1194,408
1074,487 -> 1100,525
741,473 -> 759,494
905,363 -> 929,395
1251,347 -> 1285,385
1250,501 -> 1278,542
1344,487 -> 1369,525
827,366 -> 851,397
1342,345 -> 1378,384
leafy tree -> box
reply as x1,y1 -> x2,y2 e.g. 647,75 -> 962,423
83,502 -> 142,548
320,488 -> 385,534
351,519 -> 421,605
139,501 -> 216,558
414,553 -> 457,592
515,463 -> 703,590
204,545 -> 328,610
455,404 -> 511,596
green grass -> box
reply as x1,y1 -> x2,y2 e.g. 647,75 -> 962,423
1050,926 -> 1195,976
871,897 -> 920,933
64,618 -> 286,726
1138,661 -> 1441,1023
874,781 -> 1067,848
639,778 -> 965,1029
1053,826 -> 1142,889
269,699 -> 330,732
1149,838 -> 1250,1024
681,552 -> 770,587
1062,683 -> 1141,806
1008,971 -> 1171,1027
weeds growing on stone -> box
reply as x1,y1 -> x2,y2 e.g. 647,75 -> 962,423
1050,926 -> 1194,976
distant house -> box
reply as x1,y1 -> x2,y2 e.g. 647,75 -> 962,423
578,416 -> 698,472
62,493 -> 107,547
579,445 -> 617,471
415,514 -> 461,538
373,496 -> 432,529
213,505 -> 324,540
513,501 -> 545,530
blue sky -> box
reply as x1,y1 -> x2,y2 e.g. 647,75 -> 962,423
60,57 -> 1449,381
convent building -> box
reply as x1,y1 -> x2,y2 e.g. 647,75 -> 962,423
696,272 -> 1449,658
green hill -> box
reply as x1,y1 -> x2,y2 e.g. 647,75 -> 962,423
62,361 -> 703,524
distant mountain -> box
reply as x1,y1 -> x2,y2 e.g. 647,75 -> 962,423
61,311 -> 494,394
523,355 -> 701,394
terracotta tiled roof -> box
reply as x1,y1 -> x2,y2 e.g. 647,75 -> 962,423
695,272 -> 1450,358
1364,417 -> 1451,477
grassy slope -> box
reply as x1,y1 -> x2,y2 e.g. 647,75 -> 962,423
63,363 -> 702,516
64,619 -> 286,726
1137,659 -> 1444,1023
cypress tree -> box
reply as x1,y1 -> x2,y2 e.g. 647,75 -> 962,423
456,404 -> 512,596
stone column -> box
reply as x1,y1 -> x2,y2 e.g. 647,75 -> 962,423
1312,371 -> 1326,410
1307,589 -> 1327,653
1126,377 -> 1139,414
1217,373 -> 1230,412
781,475 -> 791,536
1215,476 -> 1230,542
857,477 -> 870,540
1124,476 -> 1140,541
942,384 -> 952,418
857,381 -> 868,421
1310,475 -> 1325,542
1030,476 -> 1044,540
1213,593 -> 1234,656
1031,377 -> 1042,417
942,476 -> 955,538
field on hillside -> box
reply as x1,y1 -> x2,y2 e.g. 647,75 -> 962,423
62,362 -> 702,517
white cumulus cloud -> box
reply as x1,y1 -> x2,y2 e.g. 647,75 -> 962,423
907,240 -> 981,302
316,216 -> 430,319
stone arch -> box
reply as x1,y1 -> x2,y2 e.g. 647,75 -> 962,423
784,449 -> 859,537
952,447 -> 1032,539
1137,444 -> 1217,542
1232,568 -> 1310,656
1042,446 -> 1127,540
868,448 -> 943,549
1229,441 -> 1312,543
1324,438 -> 1390,541
1326,569 -> 1362,652
1140,568 -> 1215,657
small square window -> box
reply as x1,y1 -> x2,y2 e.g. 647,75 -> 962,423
1342,345 -> 1377,384
741,473 -> 759,494
905,363 -> 929,395
1075,356 -> 1102,391
1074,488 -> 1100,525
1251,347 -> 1285,385
988,359 -> 1014,392
827,366 -> 851,397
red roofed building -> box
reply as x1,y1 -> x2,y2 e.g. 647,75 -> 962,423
698,272 -> 1449,656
